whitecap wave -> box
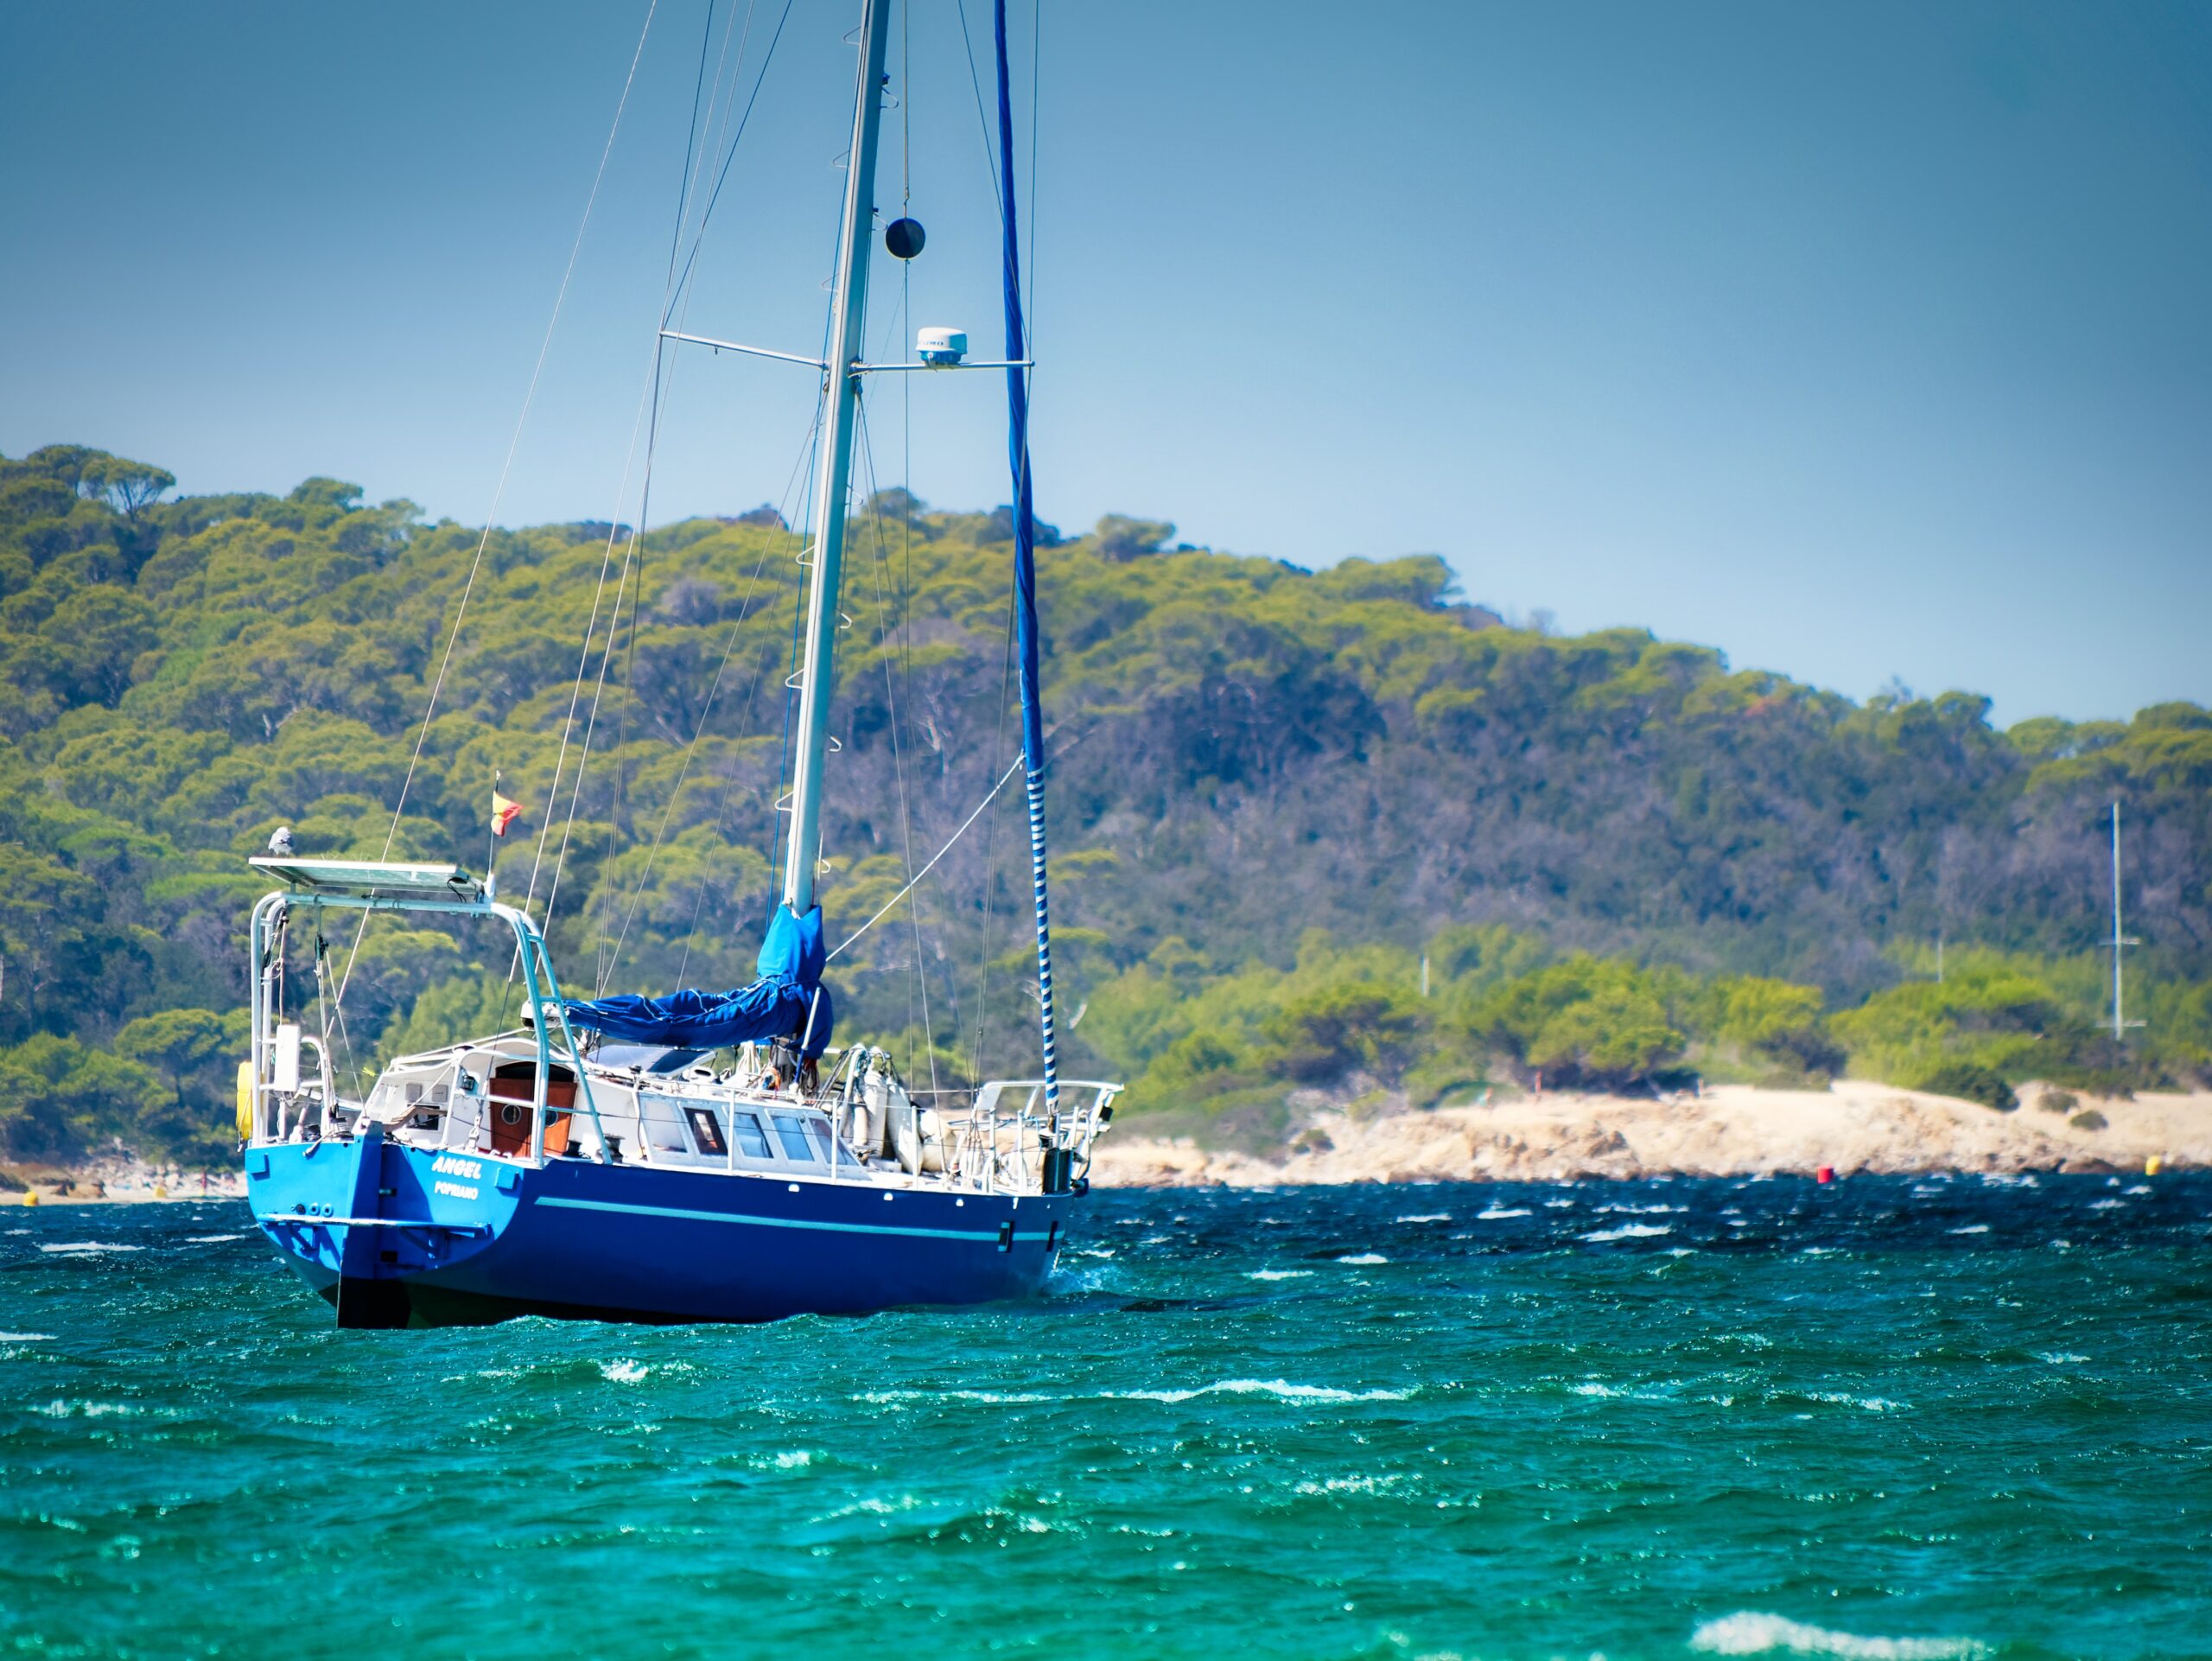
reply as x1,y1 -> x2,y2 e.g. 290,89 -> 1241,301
1112,1378 -> 1408,1404
1571,1380 -> 1678,1402
1394,1213 -> 1452,1223
1580,1223 -> 1672,1242
0,1332 -> 57,1342
857,1388 -> 1055,1404
1336,1252 -> 1389,1264
1478,1206 -> 1531,1219
36,1242 -> 143,1256
820,1493 -> 923,1520
1806,1392 -> 1902,1412
1245,1269 -> 1314,1281
35,1399 -> 139,1418
1946,1225 -> 1989,1236
598,1359 -> 651,1384
185,1233 -> 244,1244
1690,1611 -> 1986,1658
1292,1473 -> 1403,1495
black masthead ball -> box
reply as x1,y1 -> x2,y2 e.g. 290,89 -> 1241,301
885,217 -> 926,260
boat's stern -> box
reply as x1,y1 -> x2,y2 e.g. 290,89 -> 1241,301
245,1123 -> 520,1327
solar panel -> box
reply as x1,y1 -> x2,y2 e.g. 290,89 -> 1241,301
248,857 -> 481,899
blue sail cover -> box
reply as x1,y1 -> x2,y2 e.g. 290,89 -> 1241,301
994,0 -> 1058,1112
563,903 -> 834,1057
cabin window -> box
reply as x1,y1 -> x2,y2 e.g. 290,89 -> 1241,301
684,1107 -> 727,1157
771,1113 -> 819,1163
729,1112 -> 772,1160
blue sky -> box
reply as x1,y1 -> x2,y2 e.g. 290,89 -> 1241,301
3,1 -> 2207,726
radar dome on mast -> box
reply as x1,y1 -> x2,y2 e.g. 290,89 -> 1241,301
916,326 -> 967,366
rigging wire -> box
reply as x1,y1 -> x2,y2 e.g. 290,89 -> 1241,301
336,0 -> 663,1025
543,0 -> 724,977
671,416 -> 830,990
594,0 -> 740,988
826,757 -> 1023,967
598,398 -> 825,989
595,534 -> 783,984
968,563 -> 1021,1089
661,0 -> 801,321
952,0 -> 1008,220
893,17 -> 944,1091
519,0 -> 1052,1101
852,398 -> 942,1087
533,0 -> 793,990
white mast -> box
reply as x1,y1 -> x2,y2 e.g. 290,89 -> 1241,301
782,0 -> 891,913
2108,799 -> 2143,1042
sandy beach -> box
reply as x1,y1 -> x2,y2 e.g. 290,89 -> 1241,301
3,1161 -> 245,1207
10,1081 -> 2199,1201
1090,1080 -> 2209,1188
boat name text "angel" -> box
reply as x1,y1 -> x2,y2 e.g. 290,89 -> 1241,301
432,1156 -> 483,1181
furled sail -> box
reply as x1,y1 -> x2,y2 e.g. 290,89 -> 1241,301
995,0 -> 1058,1115
562,903 -> 834,1056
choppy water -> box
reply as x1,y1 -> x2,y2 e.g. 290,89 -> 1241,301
3,1174 -> 2208,1660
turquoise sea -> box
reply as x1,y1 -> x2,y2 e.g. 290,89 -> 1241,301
2,1174 -> 2206,1660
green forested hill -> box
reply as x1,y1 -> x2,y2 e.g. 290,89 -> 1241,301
3,442 -> 2207,1161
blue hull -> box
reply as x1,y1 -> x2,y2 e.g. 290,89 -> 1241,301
246,1126 -> 1074,1327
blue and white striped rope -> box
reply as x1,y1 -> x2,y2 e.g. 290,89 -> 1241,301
1024,765 -> 1057,1111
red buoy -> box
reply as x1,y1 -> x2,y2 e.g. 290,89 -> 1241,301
1816,1165 -> 1834,1184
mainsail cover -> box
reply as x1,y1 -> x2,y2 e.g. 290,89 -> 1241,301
563,903 -> 834,1056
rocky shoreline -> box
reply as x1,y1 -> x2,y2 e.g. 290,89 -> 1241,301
9,1081 -> 2197,1204
1089,1080 -> 2204,1188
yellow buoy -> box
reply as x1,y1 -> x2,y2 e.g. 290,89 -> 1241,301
23,1189 -> 38,1207
2145,1155 -> 2163,1176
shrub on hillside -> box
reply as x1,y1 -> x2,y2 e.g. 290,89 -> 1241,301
1465,956 -> 1686,1090
1909,1058 -> 2018,1112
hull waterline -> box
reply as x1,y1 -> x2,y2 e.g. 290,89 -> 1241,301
250,1125 -> 1075,1328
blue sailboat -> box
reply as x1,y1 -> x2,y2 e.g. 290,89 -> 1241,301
238,0 -> 1114,1328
